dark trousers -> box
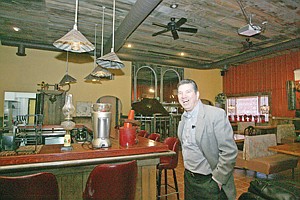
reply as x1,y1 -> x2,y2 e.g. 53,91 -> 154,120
184,169 -> 228,200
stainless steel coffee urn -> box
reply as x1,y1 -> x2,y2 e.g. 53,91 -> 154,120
91,103 -> 112,148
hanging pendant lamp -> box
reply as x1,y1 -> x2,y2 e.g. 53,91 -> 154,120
60,51 -> 77,86
96,0 -> 125,69
85,7 -> 112,82
53,0 -> 94,53
84,73 -> 101,82
84,24 -> 102,82
90,7 -> 112,78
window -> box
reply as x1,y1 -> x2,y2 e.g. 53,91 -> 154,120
227,95 -> 269,123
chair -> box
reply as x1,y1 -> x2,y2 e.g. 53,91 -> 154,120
276,124 -> 297,144
83,160 -> 137,200
237,121 -> 255,134
235,134 -> 298,179
244,126 -> 257,136
138,130 -> 149,137
236,126 -> 257,150
157,137 -> 180,200
0,172 -> 59,200
148,133 -> 160,141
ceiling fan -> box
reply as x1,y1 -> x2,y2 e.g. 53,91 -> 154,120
240,38 -> 270,53
152,17 -> 198,40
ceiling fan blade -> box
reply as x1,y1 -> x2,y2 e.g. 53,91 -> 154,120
253,34 -> 269,40
152,29 -> 169,37
152,22 -> 168,28
171,30 -> 179,40
175,18 -> 187,27
178,27 -> 198,33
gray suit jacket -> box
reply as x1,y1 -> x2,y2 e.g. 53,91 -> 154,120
178,101 -> 238,200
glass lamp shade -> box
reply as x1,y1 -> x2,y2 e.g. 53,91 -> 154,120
84,74 -> 101,82
62,94 -> 75,120
91,66 -> 112,77
53,28 -> 95,53
59,74 -> 77,86
96,52 -> 125,69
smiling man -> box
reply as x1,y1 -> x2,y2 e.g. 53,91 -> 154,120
177,79 -> 238,200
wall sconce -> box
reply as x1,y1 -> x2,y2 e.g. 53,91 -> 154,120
227,98 -> 236,114
260,95 -> 269,114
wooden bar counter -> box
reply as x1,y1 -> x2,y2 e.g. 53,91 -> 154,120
0,135 -> 173,200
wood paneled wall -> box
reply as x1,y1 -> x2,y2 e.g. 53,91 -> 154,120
223,50 -> 300,118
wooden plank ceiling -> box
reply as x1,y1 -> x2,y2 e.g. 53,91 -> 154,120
0,0 -> 299,69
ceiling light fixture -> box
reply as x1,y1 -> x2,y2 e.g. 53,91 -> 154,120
85,7 -> 112,82
84,73 -> 101,82
96,0 -> 125,69
13,27 -> 21,32
59,51 -> 77,86
53,0 -> 94,53
170,3 -> 178,9
127,44 -> 132,48
180,52 -> 185,56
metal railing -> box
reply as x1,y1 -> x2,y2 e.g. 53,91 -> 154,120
134,114 -> 182,141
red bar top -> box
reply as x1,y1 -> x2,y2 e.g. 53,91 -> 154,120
0,136 -> 169,167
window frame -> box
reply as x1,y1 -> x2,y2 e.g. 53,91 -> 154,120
226,93 -> 271,122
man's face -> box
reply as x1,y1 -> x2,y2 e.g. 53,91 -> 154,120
177,83 -> 199,112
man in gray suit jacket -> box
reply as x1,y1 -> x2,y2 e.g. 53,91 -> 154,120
177,79 -> 238,200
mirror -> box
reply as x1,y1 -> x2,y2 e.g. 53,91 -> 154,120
132,63 -> 184,104
162,69 -> 180,103
135,66 -> 157,101
3,92 -> 36,127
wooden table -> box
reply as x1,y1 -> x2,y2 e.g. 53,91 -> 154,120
268,143 -> 300,157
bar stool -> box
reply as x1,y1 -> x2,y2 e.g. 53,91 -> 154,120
138,130 -> 149,137
148,133 -> 161,141
83,160 -> 137,200
0,172 -> 59,200
157,137 -> 180,200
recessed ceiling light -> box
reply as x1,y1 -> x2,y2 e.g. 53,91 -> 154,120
127,43 -> 132,48
180,52 -> 185,56
170,3 -> 178,9
13,27 -> 21,32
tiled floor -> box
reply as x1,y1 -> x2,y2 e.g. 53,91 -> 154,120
158,150 -> 300,200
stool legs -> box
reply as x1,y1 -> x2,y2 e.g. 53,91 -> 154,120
157,168 -> 179,200
172,169 -> 180,200
164,169 -> 168,199
157,169 -> 162,200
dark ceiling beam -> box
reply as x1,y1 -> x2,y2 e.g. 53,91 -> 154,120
1,38 -> 299,70
103,0 -> 163,54
200,38 -> 300,69
1,40 -> 63,53
118,38 -> 300,69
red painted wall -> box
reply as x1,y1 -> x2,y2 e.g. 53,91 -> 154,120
223,50 -> 300,117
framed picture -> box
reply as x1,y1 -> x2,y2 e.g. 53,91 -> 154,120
76,101 -> 92,117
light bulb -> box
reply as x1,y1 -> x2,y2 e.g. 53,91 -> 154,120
71,42 -> 80,51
